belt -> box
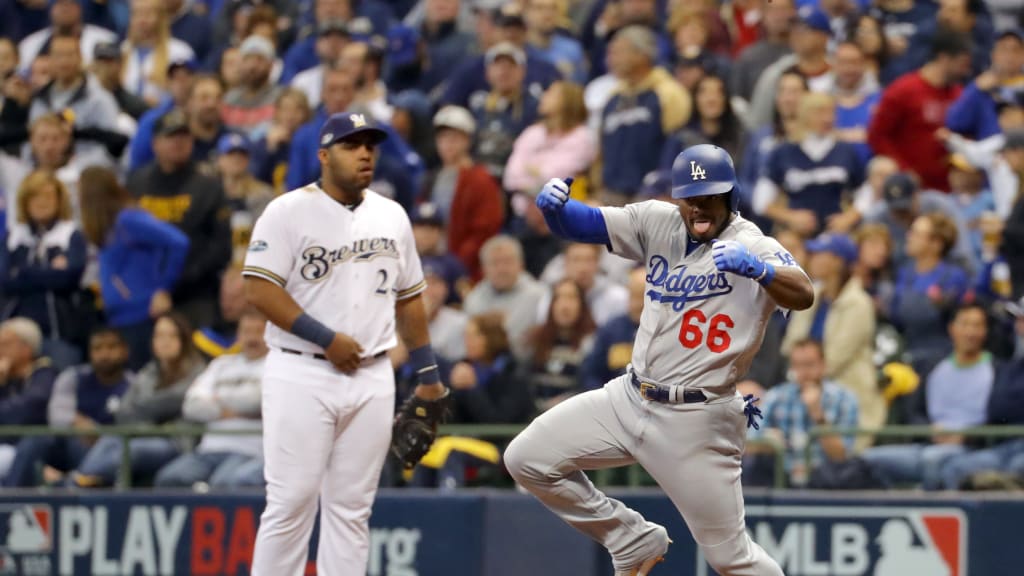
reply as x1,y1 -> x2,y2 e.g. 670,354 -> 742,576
630,373 -> 707,404
279,348 -> 387,364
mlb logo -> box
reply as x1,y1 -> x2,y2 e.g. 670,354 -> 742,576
697,505 -> 966,576
0,505 -> 52,555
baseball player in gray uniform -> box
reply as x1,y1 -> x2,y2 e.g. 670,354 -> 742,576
505,144 -> 815,576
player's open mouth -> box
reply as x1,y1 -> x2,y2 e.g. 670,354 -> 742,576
692,219 -> 712,235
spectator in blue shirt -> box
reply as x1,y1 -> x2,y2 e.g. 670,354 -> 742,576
127,61 -> 198,172
740,70 -> 807,215
470,42 -> 540,180
938,306 -> 1024,488
756,91 -> 864,237
280,0 -> 392,83
867,0 -> 939,82
1,171 -> 87,370
250,88 -> 312,193
599,25 -> 690,203
863,303 -> 994,489
832,41 -> 881,170
891,212 -> 970,380
946,28 -> 1024,141
580,267 -> 644,391
3,328 -> 131,487
78,167 -> 190,370
286,67 -> 424,193
750,339 -> 860,487
439,4 -> 561,110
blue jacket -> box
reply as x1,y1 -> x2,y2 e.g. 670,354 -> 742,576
98,208 -> 189,327
0,221 -> 87,340
946,82 -> 1003,141
285,110 -> 425,192
0,361 -> 58,442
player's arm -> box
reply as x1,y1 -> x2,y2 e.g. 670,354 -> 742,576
243,277 -> 364,373
761,266 -> 815,311
711,239 -> 814,310
535,178 -> 610,245
394,293 -> 447,401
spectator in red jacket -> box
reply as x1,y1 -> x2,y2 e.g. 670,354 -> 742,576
418,105 -> 504,282
868,28 -> 972,192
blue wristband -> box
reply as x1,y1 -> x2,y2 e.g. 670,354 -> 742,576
290,313 -> 335,349
408,345 -> 441,385
757,261 -> 776,286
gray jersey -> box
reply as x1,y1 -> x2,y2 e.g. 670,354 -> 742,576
600,200 -> 804,390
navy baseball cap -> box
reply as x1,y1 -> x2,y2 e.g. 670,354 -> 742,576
411,202 -> 443,226
387,25 -> 420,68
806,233 -> 858,263
794,6 -> 832,35
318,112 -> 388,148
638,170 -> 672,199
217,132 -> 251,155
883,172 -> 917,210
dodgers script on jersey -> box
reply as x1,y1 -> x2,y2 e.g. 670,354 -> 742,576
242,185 -> 425,355
600,200 -> 801,390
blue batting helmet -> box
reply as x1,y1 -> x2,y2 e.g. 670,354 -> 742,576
671,144 -> 740,211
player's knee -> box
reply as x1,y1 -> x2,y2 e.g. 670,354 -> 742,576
698,530 -> 767,576
503,433 -> 539,483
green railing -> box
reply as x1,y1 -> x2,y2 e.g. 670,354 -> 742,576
0,424 -> 788,489
803,425 -> 1024,484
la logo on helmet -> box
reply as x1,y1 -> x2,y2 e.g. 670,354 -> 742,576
690,161 -> 707,181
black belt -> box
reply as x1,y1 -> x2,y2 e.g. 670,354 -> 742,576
630,373 -> 707,404
279,348 -> 387,363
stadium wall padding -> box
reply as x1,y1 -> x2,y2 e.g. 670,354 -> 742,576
0,489 -> 1017,575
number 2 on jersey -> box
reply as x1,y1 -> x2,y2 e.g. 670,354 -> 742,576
375,270 -> 389,295
678,310 -> 734,353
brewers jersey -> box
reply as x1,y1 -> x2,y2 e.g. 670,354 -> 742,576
600,200 -> 805,390
242,185 -> 425,356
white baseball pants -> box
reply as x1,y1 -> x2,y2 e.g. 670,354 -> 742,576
251,350 -> 395,576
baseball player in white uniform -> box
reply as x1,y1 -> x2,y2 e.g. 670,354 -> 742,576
243,112 -> 449,575
505,145 -> 815,576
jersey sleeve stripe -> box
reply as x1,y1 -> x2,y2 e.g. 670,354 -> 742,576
395,279 -> 427,300
242,266 -> 287,287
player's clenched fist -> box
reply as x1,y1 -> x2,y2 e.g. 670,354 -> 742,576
711,240 -> 775,285
325,332 -> 364,374
535,178 -> 573,212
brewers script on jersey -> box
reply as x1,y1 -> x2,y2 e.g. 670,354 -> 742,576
242,183 -> 424,574
506,145 -> 807,576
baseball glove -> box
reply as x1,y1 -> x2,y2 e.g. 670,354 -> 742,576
391,390 -> 452,469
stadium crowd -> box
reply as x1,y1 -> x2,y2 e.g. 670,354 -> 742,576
0,0 -> 1022,492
